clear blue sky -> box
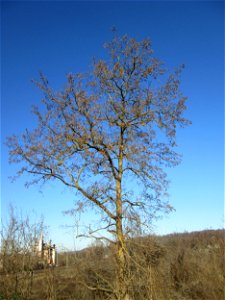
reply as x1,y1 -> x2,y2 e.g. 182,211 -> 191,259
1,1 -> 224,250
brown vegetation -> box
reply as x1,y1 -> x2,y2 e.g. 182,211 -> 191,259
1,229 -> 224,300
0,207 -> 45,300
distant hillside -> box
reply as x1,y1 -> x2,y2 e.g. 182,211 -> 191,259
1,229 -> 224,300
54,229 -> 224,300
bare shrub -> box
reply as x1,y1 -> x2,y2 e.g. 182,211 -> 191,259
0,206 -> 45,300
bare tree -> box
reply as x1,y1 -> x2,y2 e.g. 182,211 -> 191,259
0,206 -> 45,299
7,34 -> 190,300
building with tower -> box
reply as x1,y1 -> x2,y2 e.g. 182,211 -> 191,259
35,234 -> 56,266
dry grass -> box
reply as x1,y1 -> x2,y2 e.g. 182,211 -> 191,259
0,229 -> 224,300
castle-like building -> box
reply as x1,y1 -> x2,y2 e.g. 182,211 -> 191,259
35,234 -> 56,266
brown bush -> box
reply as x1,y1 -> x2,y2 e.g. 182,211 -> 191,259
1,227 -> 224,300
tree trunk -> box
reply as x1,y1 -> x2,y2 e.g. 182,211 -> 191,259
116,222 -> 132,300
116,179 -> 132,300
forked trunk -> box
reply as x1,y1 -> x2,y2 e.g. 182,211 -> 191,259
115,120 -> 133,300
